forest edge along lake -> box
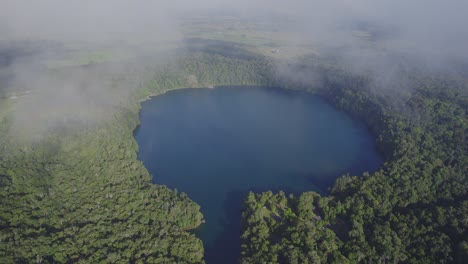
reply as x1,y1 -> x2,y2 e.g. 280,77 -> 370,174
134,86 -> 382,263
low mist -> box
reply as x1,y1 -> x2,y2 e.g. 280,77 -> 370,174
1,0 -> 467,138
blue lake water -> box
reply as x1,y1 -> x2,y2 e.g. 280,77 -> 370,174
135,86 -> 382,263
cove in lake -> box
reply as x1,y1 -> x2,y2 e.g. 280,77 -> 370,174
135,86 -> 382,263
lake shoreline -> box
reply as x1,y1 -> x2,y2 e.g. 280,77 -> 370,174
135,86 -> 383,264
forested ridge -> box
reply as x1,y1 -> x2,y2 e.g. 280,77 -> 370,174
0,51 -> 274,263
0,46 -> 466,263
0,97 -> 205,262
240,57 -> 468,263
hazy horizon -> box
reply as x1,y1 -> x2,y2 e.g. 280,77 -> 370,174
1,0 -> 467,138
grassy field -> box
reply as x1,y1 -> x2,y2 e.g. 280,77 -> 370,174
182,15 -> 321,59
0,98 -> 15,122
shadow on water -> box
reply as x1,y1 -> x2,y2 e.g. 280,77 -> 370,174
299,161 -> 382,195
202,187 -> 300,264
202,190 -> 244,264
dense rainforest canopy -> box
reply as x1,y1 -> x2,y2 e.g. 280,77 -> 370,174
0,43 -> 466,263
240,56 -> 468,263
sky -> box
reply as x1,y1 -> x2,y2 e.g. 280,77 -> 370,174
1,0 -> 467,138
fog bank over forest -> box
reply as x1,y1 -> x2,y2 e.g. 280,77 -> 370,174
3,1 -> 466,56
1,0 -> 467,137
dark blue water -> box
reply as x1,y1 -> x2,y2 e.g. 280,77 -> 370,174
135,86 -> 382,263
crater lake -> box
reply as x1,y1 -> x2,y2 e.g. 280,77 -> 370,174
134,86 -> 382,263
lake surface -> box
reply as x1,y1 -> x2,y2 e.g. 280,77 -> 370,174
135,86 -> 382,263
